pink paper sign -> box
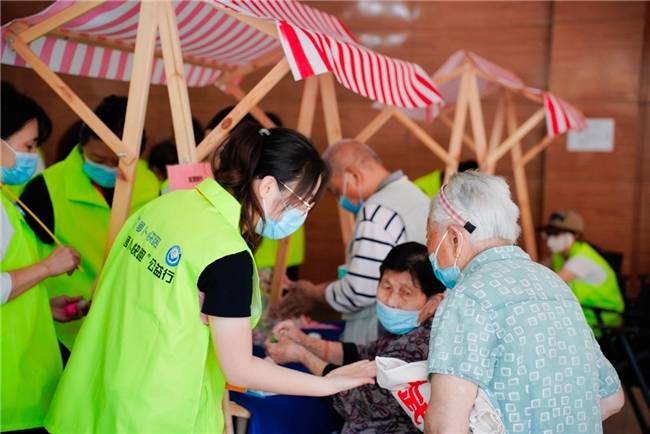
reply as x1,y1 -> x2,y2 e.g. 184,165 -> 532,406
167,163 -> 213,191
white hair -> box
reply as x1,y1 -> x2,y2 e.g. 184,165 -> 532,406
428,171 -> 521,244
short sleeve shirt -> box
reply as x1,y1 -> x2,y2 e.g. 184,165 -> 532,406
427,246 -> 621,434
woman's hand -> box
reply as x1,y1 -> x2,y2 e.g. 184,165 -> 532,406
322,360 -> 377,394
51,295 -> 89,322
265,337 -> 305,365
272,319 -> 305,343
43,246 -> 80,277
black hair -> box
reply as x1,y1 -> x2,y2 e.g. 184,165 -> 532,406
79,95 -> 147,150
207,105 -> 284,130
148,117 -> 206,176
54,120 -> 83,162
379,242 -> 444,297
1,81 -> 52,146
148,139 -> 177,176
214,121 -> 328,248
458,159 -> 478,172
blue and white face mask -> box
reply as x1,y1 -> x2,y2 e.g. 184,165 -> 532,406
429,230 -> 463,289
1,140 -> 39,185
255,197 -> 307,240
83,158 -> 118,188
339,173 -> 363,214
376,300 -> 420,335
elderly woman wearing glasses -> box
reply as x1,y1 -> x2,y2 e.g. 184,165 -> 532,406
423,171 -> 624,434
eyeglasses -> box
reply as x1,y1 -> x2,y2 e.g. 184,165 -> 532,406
277,178 -> 315,213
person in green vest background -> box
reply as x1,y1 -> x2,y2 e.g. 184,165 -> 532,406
19,95 -> 161,352
45,123 -> 375,434
541,209 -> 625,334
0,82 -> 85,432
205,107 -> 306,280
413,160 -> 478,199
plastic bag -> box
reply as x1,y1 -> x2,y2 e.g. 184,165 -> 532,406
376,357 -> 504,433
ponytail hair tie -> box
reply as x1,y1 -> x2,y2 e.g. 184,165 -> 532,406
258,128 -> 271,136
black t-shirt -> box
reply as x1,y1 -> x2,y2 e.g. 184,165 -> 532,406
198,250 -> 253,317
19,174 -> 114,244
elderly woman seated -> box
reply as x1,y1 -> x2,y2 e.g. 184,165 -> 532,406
266,242 -> 444,434
424,171 -> 624,434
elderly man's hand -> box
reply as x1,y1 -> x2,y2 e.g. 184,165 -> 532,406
272,319 -> 306,343
265,337 -> 306,365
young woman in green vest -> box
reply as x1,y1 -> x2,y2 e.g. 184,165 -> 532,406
19,95 -> 161,351
45,123 -> 376,434
0,82 -> 84,432
541,209 -> 624,333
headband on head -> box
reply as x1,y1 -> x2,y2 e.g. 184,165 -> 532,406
439,186 -> 476,234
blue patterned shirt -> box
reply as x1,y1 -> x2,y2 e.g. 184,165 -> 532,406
427,246 -> 620,434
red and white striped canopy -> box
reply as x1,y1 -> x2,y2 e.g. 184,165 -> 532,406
387,50 -> 585,137
0,0 -> 442,109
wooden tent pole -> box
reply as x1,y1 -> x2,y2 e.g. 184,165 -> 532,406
196,59 -> 290,161
223,84 -> 276,129
7,28 -> 131,160
159,0 -> 197,164
466,69 -> 488,169
355,107 -> 395,143
319,73 -> 354,247
269,76 -> 319,304
444,64 -> 472,183
392,109 -> 454,165
486,91 -> 506,174
521,135 -> 556,166
19,1 -> 104,43
485,107 -> 545,168
439,113 -> 476,152
104,1 -> 159,259
505,93 -> 538,260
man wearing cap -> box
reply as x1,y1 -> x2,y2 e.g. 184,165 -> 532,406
540,209 -> 624,334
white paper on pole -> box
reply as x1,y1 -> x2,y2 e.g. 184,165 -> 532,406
567,118 -> 615,152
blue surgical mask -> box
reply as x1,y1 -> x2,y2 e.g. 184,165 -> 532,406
83,159 -> 118,188
376,300 -> 420,335
255,198 -> 307,240
429,230 -> 463,289
339,173 -> 363,214
1,141 -> 39,185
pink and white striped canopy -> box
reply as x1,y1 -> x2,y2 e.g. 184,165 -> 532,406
0,0 -> 442,109
389,50 -> 585,137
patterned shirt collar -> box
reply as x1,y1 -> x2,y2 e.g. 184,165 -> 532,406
459,245 -> 530,282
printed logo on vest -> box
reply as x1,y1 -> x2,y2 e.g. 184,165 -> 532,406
165,245 -> 182,267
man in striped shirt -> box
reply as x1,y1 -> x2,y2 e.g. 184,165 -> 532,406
282,140 -> 430,344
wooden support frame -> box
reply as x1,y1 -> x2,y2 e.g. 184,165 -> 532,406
466,69 -> 488,168
18,1 -> 105,43
223,84 -> 276,129
505,92 -> 538,259
158,0 -> 197,164
392,109 -> 454,165
6,27 -> 131,161
444,64 -> 472,183
269,76 -> 319,304
320,73 -> 355,247
485,107 -> 545,169
196,59 -> 291,161
105,1 -> 159,253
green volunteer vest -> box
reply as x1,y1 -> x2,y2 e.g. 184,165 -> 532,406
414,169 -> 442,198
45,179 -> 261,434
0,191 -> 62,431
41,147 -> 160,349
552,241 -> 624,330
254,225 -> 305,269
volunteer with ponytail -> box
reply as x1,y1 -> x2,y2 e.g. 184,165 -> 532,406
45,123 -> 375,434
19,95 -> 160,350
1,82 -> 83,432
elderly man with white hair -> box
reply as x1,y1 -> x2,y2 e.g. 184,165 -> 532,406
423,171 -> 624,434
